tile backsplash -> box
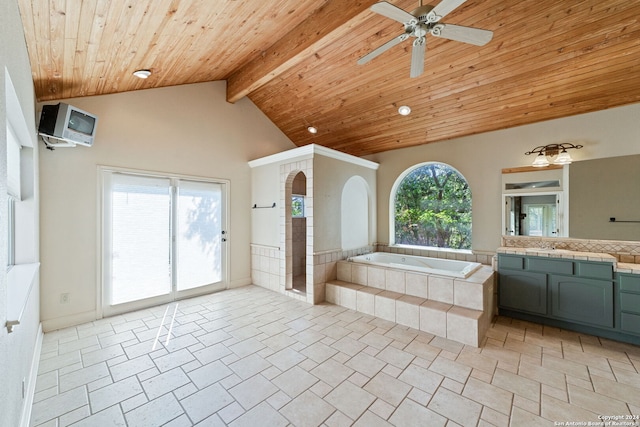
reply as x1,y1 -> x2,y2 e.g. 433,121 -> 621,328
501,235 -> 640,263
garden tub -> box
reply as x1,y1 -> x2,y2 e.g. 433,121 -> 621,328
349,252 -> 481,279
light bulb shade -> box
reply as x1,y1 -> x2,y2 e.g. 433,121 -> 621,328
307,126 -> 318,134
133,69 -> 152,79
553,150 -> 573,165
398,105 -> 411,116
532,153 -> 550,167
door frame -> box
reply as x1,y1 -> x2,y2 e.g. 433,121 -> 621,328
97,165 -> 230,318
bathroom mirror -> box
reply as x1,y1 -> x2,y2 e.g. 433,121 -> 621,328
502,154 -> 640,241
505,194 -> 560,237
502,167 -> 565,238
569,154 -> 640,241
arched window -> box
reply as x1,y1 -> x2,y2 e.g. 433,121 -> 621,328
392,162 -> 472,250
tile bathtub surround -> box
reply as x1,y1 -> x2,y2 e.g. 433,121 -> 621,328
331,261 -> 495,346
30,285 -> 640,427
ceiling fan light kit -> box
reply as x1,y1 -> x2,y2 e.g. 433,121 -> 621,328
359,0 -> 493,78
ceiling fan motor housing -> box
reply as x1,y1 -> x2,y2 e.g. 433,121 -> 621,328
405,5 -> 439,37
411,5 -> 435,23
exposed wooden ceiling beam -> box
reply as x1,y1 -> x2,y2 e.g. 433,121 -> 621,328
225,0 -> 378,103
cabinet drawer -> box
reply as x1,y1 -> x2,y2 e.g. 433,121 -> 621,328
499,255 -> 524,270
528,258 -> 573,275
620,274 -> 640,293
576,262 -> 613,280
620,293 -> 640,315
620,312 -> 640,335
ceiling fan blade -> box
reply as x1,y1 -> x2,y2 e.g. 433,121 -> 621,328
431,23 -> 493,46
357,33 -> 408,65
430,0 -> 467,21
371,1 -> 416,24
410,37 -> 426,78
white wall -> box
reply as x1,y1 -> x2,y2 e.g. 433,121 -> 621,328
250,161 -> 285,248
313,154 -> 377,252
250,149 -> 378,252
366,102 -> 640,253
1,1 -> 41,425
341,176 -> 370,251
39,81 -> 294,330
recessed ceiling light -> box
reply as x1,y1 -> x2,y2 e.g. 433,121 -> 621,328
307,126 -> 318,134
398,105 -> 411,116
133,69 -> 152,79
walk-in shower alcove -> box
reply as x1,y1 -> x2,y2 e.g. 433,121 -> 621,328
249,144 -> 379,304
288,171 -> 307,294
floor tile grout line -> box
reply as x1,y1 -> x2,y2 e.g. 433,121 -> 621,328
152,304 -> 172,352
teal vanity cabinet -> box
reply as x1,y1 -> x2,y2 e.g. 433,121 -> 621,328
549,260 -> 614,328
549,275 -> 613,328
499,269 -> 547,315
618,273 -> 640,335
497,253 -> 638,343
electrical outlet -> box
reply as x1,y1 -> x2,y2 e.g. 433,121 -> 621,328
60,293 -> 70,304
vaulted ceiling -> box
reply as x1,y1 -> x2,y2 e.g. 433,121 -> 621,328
17,0 -> 640,156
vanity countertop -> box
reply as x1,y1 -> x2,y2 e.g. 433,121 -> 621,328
616,263 -> 640,275
497,247 -> 640,275
496,247 -> 616,263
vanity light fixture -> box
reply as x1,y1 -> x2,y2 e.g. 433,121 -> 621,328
525,143 -> 583,167
133,69 -> 152,79
398,105 -> 411,116
307,126 -> 318,134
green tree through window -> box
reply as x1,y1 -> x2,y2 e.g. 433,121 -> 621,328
292,195 -> 305,218
394,163 -> 471,249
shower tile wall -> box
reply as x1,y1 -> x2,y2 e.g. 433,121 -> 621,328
251,245 -> 376,304
292,218 -> 306,278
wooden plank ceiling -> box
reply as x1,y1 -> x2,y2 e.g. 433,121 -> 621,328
18,0 -> 640,156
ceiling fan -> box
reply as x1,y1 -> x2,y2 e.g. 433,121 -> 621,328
358,0 -> 493,78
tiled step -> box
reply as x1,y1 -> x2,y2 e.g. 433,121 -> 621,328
326,280 -> 488,347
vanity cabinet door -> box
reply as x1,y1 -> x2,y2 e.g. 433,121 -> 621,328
550,275 -> 613,328
499,270 -> 547,315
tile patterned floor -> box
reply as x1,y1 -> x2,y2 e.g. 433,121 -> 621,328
30,285 -> 640,427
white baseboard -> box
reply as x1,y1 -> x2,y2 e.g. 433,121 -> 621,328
228,278 -> 252,289
41,310 -> 97,333
20,323 -> 43,427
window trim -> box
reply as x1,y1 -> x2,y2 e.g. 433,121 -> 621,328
7,122 -> 22,200
7,196 -> 15,268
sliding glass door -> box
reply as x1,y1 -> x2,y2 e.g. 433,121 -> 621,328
109,174 -> 172,305
175,180 -> 223,291
101,169 -> 227,316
